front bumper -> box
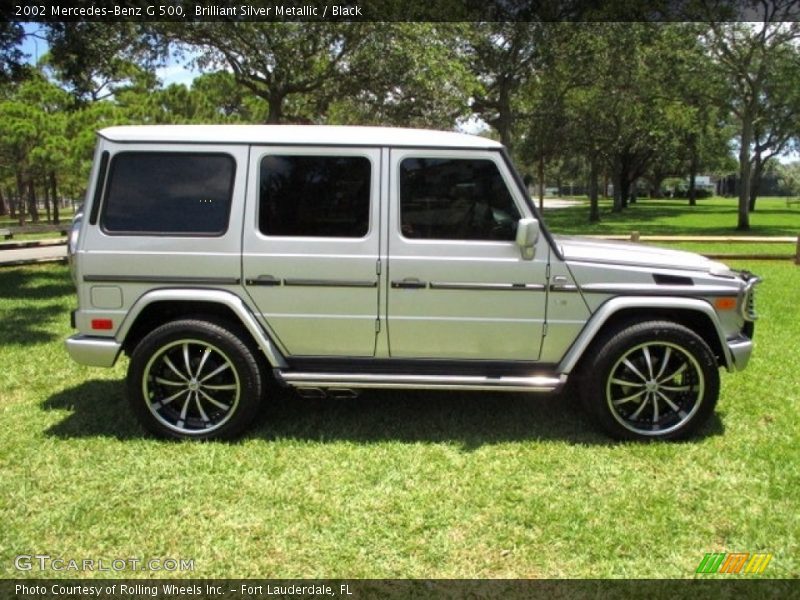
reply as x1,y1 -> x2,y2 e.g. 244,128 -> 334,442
65,335 -> 121,367
726,333 -> 754,371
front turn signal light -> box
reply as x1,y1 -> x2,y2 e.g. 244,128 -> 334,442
714,297 -> 738,311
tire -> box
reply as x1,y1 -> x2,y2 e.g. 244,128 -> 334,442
126,319 -> 264,440
578,320 -> 719,441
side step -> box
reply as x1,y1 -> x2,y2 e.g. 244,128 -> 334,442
276,371 -> 566,393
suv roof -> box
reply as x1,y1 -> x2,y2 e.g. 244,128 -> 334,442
98,124 -> 504,149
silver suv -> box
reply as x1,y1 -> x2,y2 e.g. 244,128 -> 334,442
66,125 -> 760,441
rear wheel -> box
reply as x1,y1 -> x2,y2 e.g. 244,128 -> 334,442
127,319 -> 263,440
579,320 -> 719,441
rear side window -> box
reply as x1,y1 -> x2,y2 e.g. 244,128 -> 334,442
101,152 -> 235,235
400,157 -> 520,241
259,155 -> 371,238
88,151 -> 109,225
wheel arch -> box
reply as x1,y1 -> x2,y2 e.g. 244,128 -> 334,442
117,289 -> 287,368
558,296 -> 731,376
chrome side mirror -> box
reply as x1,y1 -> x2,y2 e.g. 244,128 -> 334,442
515,218 -> 539,260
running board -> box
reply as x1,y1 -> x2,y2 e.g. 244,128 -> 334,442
276,371 -> 566,392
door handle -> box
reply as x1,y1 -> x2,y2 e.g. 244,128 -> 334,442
245,274 -> 281,286
391,278 -> 427,289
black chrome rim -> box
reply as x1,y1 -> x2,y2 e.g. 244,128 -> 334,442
605,341 -> 704,436
142,339 -> 240,435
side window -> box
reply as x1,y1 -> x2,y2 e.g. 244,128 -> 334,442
101,152 -> 235,235
259,155 -> 371,238
400,157 -> 521,241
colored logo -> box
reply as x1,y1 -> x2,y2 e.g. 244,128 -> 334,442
696,552 -> 772,574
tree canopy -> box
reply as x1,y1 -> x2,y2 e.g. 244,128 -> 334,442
3,18 -> 800,230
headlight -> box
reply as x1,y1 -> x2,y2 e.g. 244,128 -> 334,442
740,276 -> 762,321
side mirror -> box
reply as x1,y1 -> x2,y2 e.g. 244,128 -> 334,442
515,218 -> 539,260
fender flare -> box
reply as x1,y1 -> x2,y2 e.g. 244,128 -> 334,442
557,296 -> 732,375
116,288 -> 288,368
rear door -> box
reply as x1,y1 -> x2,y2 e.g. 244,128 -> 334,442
386,149 -> 548,361
242,147 -> 381,357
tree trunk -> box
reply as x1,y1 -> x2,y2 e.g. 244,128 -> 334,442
50,172 -> 60,225
620,177 -> 629,209
588,159 -> 600,223
737,115 -> 752,230
748,169 -> 758,212
748,154 -> 764,213
496,80 -> 514,151
688,152 -> 697,207
0,188 -> 6,216
27,179 -> 40,223
43,177 -> 52,222
266,92 -> 284,123
613,171 -> 623,212
649,176 -> 664,199
15,171 -> 25,225
603,172 -> 609,198
537,155 -> 544,212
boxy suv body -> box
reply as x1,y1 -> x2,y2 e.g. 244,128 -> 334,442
66,125 -> 760,441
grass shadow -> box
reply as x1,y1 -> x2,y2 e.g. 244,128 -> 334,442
0,266 -> 73,346
0,266 -> 74,300
0,303 -> 64,345
43,380 -> 143,440
42,380 -> 724,448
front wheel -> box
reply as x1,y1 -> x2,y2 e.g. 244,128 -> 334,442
127,319 -> 264,440
579,320 -> 720,441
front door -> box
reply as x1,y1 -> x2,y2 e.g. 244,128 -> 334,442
386,149 -> 548,361
243,147 -> 381,357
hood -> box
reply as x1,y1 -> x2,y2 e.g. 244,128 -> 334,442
554,235 -> 724,272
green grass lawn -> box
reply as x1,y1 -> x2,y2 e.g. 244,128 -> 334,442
0,261 -> 797,579
542,196 -> 800,238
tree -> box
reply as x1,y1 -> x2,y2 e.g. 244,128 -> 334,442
189,71 -> 269,122
44,22 -> 166,103
0,65 -> 120,225
0,22 -> 28,84
704,7 -> 800,229
777,161 -> 800,197
62,99 -> 121,206
746,45 -> 800,211
516,24 -> 576,212
655,24 -> 733,207
170,23 -> 370,123
552,24 -> 703,213
0,72 -> 74,224
467,23 -> 544,151
327,23 -> 477,129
